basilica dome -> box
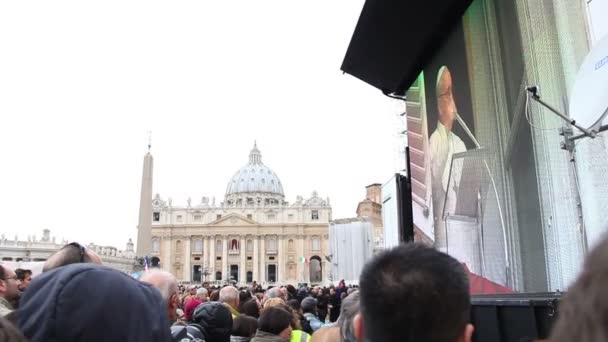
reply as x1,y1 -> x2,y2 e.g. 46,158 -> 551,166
225,143 -> 284,205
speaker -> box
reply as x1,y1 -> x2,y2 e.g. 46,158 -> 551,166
395,171 -> 414,243
471,293 -> 561,342
341,0 -> 473,95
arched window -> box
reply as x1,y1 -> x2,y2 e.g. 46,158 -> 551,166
216,271 -> 222,281
231,239 -> 239,250
176,240 -> 182,254
247,239 -> 253,252
216,239 -> 222,252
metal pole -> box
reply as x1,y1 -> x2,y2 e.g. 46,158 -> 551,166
530,95 -> 595,138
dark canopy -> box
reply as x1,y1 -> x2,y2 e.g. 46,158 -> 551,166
341,0 -> 473,95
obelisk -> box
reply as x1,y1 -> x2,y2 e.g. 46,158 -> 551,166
136,144 -> 154,258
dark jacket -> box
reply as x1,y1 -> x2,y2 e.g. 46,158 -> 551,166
18,263 -> 171,342
192,302 -> 233,342
251,330 -> 288,342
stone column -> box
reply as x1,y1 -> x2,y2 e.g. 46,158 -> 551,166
240,236 -> 246,285
209,235 -> 216,281
222,237 -> 228,282
296,235 -> 304,283
202,236 -> 208,272
184,237 -> 192,282
277,235 -> 284,284
259,236 -> 266,285
253,236 -> 259,283
163,237 -> 171,272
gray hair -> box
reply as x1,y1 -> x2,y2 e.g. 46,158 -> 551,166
219,286 -> 239,304
140,270 -> 178,302
337,290 -> 360,342
196,287 -> 208,298
266,287 -> 281,299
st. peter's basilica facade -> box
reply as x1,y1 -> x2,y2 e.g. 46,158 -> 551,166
147,144 -> 331,286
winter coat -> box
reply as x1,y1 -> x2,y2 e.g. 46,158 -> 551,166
251,330 -> 288,342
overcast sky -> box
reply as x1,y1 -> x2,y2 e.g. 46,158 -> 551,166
0,1 -> 402,249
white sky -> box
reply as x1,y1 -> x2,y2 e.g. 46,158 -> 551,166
0,1 -> 401,249
589,0 -> 608,43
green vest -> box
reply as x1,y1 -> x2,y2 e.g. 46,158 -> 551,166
291,330 -> 311,342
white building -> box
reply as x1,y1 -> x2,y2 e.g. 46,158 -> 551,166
0,229 -> 136,273
140,143 -> 332,286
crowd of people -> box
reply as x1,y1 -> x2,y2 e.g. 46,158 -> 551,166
1,235 -> 608,341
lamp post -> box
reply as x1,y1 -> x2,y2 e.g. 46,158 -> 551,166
202,262 -> 213,283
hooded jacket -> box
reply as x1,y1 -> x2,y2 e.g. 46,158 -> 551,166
251,330 -> 288,342
192,301 -> 233,342
17,264 -> 171,342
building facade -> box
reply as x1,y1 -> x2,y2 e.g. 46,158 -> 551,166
147,144 -> 332,286
0,229 -> 136,273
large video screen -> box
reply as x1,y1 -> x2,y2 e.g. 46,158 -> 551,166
406,0 -> 606,293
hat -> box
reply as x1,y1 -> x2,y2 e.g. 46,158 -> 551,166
18,264 -> 171,342
192,302 -> 233,342
301,297 -> 318,312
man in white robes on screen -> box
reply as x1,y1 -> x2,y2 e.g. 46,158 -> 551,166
429,66 -> 467,252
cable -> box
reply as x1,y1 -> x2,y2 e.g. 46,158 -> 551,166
525,91 -> 561,131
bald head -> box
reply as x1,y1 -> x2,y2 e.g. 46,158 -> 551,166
140,270 -> 179,322
43,243 -> 102,272
219,286 -> 239,310
311,326 -> 340,342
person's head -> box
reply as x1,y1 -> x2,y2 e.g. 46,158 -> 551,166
301,297 -> 318,315
232,314 -> 257,338
550,234 -> 608,342
311,287 -> 319,296
436,66 -> 457,129
42,242 -> 102,272
239,290 -> 252,305
258,307 -> 293,340
0,265 -> 20,303
286,284 -> 297,296
240,299 -> 260,318
15,269 -> 32,291
265,287 -> 281,300
210,289 -> 220,302
279,287 -> 288,300
140,270 -> 180,322
355,243 -> 473,342
219,286 -> 240,310
188,285 -> 197,296
196,287 -> 209,301
287,299 -> 302,315
311,326 -> 340,342
263,297 -> 285,311
192,302 -> 233,342
337,291 -> 360,342
18,264 -> 171,342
